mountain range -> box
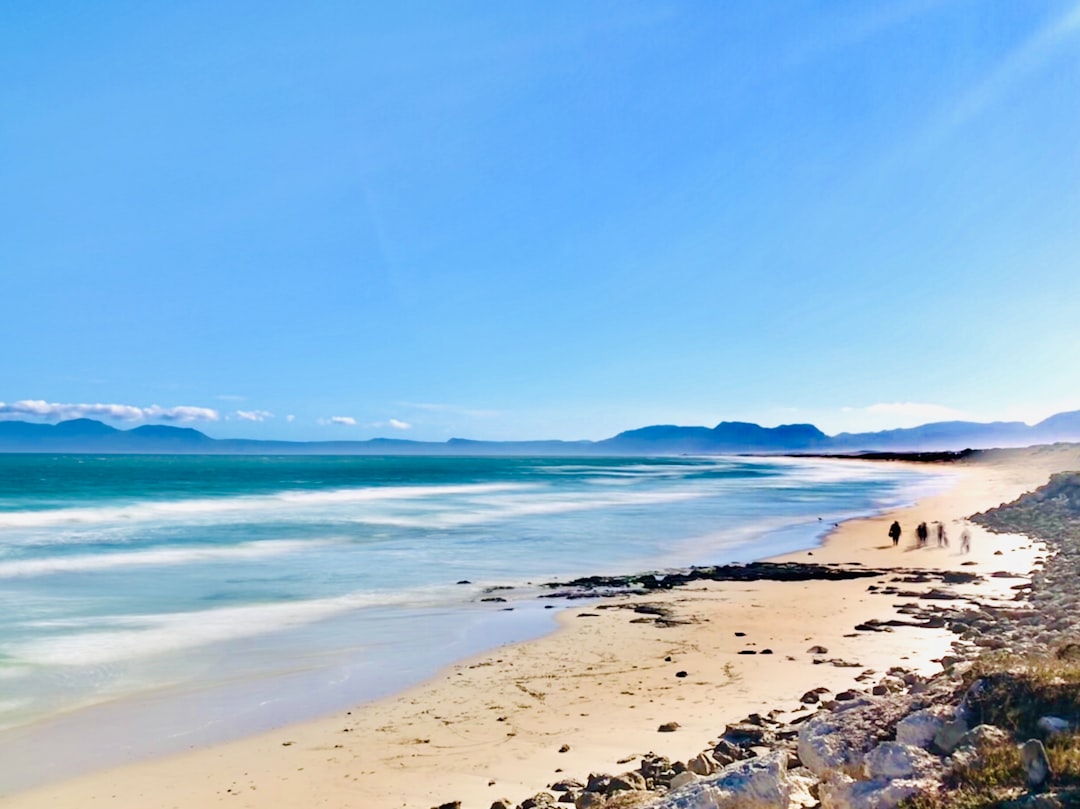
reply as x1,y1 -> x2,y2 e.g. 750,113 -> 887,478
1,410 -> 1079,455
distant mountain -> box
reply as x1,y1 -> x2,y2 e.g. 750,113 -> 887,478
1,410 -> 1079,455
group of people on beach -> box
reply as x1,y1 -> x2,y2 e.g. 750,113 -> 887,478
888,519 -> 971,553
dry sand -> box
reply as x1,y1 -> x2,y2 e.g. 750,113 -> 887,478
7,445 -> 1079,809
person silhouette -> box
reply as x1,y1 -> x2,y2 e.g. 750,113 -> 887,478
888,520 -> 901,547
916,522 -> 928,547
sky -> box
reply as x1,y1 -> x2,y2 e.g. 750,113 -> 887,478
2,1 -> 1079,442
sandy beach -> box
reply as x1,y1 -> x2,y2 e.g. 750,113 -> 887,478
6,445 -> 1079,809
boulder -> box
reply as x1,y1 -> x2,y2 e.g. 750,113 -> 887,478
574,794 -> 604,809
669,771 -> 699,791
895,708 -> 949,749
1037,716 -> 1071,738
1021,739 -> 1052,789
551,779 -> 584,793
688,752 -> 719,776
819,774 -> 929,809
957,724 -> 1010,750
607,772 -> 647,793
520,794 -> 556,808
933,718 -> 970,753
658,751 -> 791,809
863,742 -> 938,780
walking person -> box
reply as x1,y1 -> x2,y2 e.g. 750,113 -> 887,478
916,521 -> 928,547
888,520 -> 902,547
960,528 -> 972,554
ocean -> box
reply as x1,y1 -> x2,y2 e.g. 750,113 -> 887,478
0,453 -> 947,790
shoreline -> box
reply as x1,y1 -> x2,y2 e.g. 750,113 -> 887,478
5,447 -> 1078,808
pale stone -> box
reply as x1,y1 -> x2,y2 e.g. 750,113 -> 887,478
863,742 -> 938,780
819,774 -> 930,809
668,771 -> 699,791
659,752 -> 790,808
957,724 -> 1010,750
687,752 -> 718,776
1037,716 -> 1071,737
1022,739 -> 1053,789
894,708 -> 947,749
933,718 -> 970,753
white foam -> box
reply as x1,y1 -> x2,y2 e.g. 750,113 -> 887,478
0,482 -> 530,532
0,539 -> 324,579
10,587 -> 460,667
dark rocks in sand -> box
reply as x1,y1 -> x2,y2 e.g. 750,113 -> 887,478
657,721 -> 680,732
800,690 -> 821,704
712,738 -> 754,765
721,722 -> 771,747
734,631 -> 747,637
806,645 -> 828,654
431,803 -> 462,809
481,597 -> 507,603
542,561 -> 892,598
675,670 -> 687,678
550,778 -> 583,792
520,792 -> 557,808
738,649 -> 757,655
558,744 -> 571,753
489,801 -> 512,809
573,794 -> 604,809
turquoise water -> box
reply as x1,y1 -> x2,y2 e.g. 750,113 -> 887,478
0,454 -> 946,788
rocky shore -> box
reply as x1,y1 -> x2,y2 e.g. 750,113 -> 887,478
432,471 -> 1080,809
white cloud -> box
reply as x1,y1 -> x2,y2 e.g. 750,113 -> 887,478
388,418 -> 411,430
0,400 -> 220,423
216,394 -> 246,402
325,416 -> 357,426
286,414 -> 296,423
235,410 -> 273,422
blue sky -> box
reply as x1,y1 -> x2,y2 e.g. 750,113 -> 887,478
2,1 -> 1079,441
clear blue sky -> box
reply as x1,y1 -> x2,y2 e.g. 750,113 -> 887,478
2,1 -> 1079,441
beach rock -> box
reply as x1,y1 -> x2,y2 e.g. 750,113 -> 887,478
432,803 -> 462,809
819,774 -> 929,809
520,793 -> 556,808
800,690 -> 821,704
550,779 -> 584,793
722,722 -> 771,747
933,717 -> 969,753
895,707 -> 948,749
863,742 -> 938,780
669,771 -> 699,791
490,801 -> 513,809
574,794 -> 604,809
798,698 -> 909,778
1022,739 -> 1053,789
655,751 -> 791,808
688,752 -> 719,776
712,738 -> 753,766
608,772 -> 647,792
956,723 -> 1010,751
640,753 -> 672,784
585,774 -> 611,794
557,794 -> 575,804
1037,716 -> 1071,737
658,721 -> 681,732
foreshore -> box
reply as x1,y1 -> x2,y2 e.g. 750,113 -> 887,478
6,445 -> 1079,809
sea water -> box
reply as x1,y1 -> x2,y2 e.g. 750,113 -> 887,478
0,454 -> 948,790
